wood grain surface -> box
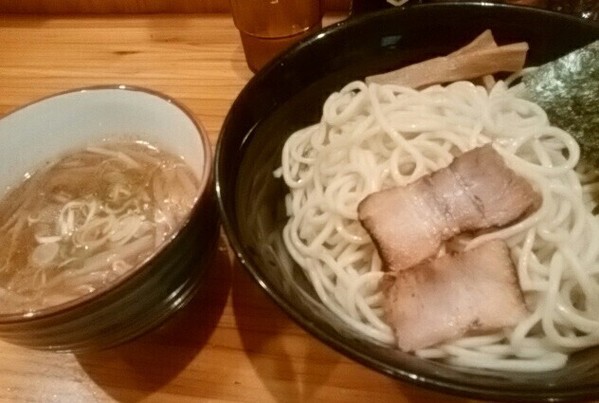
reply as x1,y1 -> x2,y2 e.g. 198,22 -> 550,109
0,13 -> 480,403
0,0 -> 351,14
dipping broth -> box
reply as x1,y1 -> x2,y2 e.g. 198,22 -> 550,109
0,140 -> 199,314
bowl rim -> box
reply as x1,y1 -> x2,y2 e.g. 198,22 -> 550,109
216,2 -> 599,401
0,84 -> 214,323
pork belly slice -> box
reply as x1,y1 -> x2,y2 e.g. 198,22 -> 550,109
358,145 -> 540,271
449,144 -> 541,230
382,240 -> 528,352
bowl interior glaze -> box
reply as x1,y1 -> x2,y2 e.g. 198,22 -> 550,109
0,86 -> 206,191
216,3 -> 599,401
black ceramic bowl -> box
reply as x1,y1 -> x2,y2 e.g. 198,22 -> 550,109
216,3 -> 599,401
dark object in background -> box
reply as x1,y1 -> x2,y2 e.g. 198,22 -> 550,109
350,0 -> 394,14
351,0 -> 599,20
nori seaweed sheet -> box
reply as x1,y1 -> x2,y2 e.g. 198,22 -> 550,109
523,40 -> 599,164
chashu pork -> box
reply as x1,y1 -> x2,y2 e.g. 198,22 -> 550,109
381,240 -> 528,352
358,145 -> 540,272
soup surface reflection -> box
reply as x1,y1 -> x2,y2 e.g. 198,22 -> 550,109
0,140 -> 199,314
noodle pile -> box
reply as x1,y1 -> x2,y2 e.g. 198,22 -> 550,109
276,78 -> 599,371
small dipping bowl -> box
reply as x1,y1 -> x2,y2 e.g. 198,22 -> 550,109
0,85 -> 218,352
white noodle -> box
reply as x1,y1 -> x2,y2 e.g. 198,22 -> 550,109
277,79 -> 599,372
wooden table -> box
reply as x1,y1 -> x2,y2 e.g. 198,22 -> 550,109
0,13 -> 478,403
